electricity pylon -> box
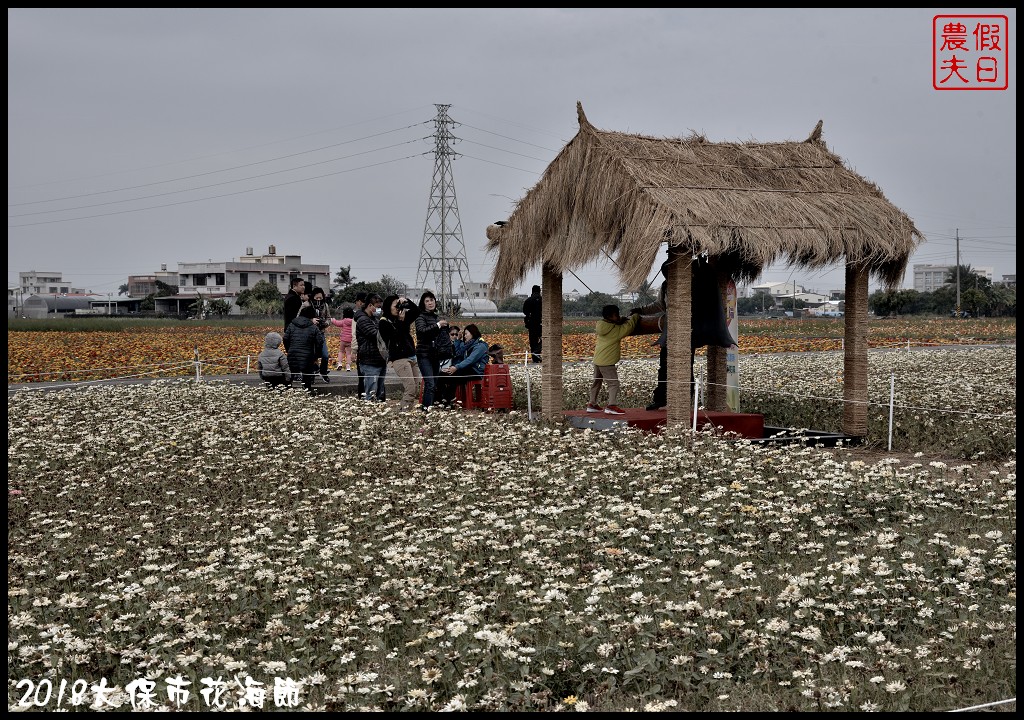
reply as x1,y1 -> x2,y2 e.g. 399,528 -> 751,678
415,104 -> 473,316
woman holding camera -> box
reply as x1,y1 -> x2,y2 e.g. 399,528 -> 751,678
379,294 -> 423,412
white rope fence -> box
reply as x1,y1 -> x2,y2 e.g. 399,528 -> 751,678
948,697 -> 1015,712
8,346 -> 1017,447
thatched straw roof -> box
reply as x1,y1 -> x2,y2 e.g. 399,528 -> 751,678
486,102 -> 923,299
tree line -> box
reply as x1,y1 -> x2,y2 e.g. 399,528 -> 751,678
867,266 -> 1015,317
126,263 -> 1015,319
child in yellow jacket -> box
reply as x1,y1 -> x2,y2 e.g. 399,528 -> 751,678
587,304 -> 640,415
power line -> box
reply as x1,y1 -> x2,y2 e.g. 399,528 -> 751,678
8,153 -> 425,227
459,152 -> 544,175
8,121 -> 431,207
7,104 -> 436,191
9,139 -> 428,218
456,122 -> 561,153
458,138 -> 551,164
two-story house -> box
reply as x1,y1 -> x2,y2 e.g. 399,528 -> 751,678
153,246 -> 330,315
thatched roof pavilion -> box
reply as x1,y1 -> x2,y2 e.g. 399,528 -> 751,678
486,102 -> 924,437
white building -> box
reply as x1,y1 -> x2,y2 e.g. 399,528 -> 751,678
748,281 -> 805,298
19,271 -> 87,295
460,281 -> 492,301
912,264 -> 993,293
155,245 -> 330,315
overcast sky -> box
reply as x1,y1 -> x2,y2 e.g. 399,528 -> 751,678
8,8 -> 1016,298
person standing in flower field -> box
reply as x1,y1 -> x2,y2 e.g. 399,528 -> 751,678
284,305 -> 325,392
414,290 -> 450,410
330,306 -> 355,372
352,291 -> 368,396
379,294 -> 423,413
309,287 -> 333,383
283,276 -> 306,335
354,293 -> 388,402
586,304 -> 640,415
523,284 -> 542,363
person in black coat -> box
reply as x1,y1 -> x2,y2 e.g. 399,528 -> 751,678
283,277 -> 306,335
414,290 -> 450,410
379,294 -> 422,412
522,284 -> 542,363
283,305 -> 325,392
354,294 -> 387,401
633,258 -> 735,410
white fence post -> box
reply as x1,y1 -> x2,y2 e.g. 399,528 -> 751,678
692,375 -> 701,432
887,372 -> 896,451
524,351 -> 533,420
194,347 -> 201,382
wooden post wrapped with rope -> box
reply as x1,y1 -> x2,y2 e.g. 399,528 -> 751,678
843,261 -> 869,437
665,247 -> 692,427
541,264 -> 563,421
706,264 -> 730,412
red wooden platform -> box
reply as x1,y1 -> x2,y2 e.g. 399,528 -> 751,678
564,407 -> 764,438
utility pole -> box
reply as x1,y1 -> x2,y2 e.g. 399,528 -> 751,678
955,228 -> 961,317
415,104 -> 473,316
792,280 -> 797,318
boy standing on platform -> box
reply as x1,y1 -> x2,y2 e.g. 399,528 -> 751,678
586,304 -> 640,415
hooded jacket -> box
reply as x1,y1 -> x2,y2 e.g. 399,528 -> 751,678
283,316 -> 324,373
257,332 -> 291,383
593,314 -> 640,366
354,307 -> 386,368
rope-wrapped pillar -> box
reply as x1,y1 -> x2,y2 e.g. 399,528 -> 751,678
706,265 -> 730,412
665,247 -> 693,427
843,262 -> 869,437
541,264 -> 563,421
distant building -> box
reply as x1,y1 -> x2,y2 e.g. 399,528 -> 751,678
997,274 -> 1016,289
460,281 -> 492,301
457,297 -> 498,314
153,246 -> 330,315
912,264 -> 994,292
21,295 -> 94,319
19,271 -> 87,295
748,281 -> 805,298
128,266 -> 177,296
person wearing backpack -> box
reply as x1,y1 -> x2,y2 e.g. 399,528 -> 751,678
414,290 -> 450,410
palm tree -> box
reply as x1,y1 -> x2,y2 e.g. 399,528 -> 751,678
333,265 -> 355,292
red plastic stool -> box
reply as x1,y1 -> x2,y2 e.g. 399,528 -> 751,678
482,363 -> 514,411
455,378 -> 487,409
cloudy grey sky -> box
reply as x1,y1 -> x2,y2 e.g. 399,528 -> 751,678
8,8 -> 1016,297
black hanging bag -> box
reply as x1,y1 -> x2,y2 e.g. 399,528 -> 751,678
431,327 -> 454,361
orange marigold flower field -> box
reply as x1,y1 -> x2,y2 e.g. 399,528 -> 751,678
7,317 -> 1016,384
